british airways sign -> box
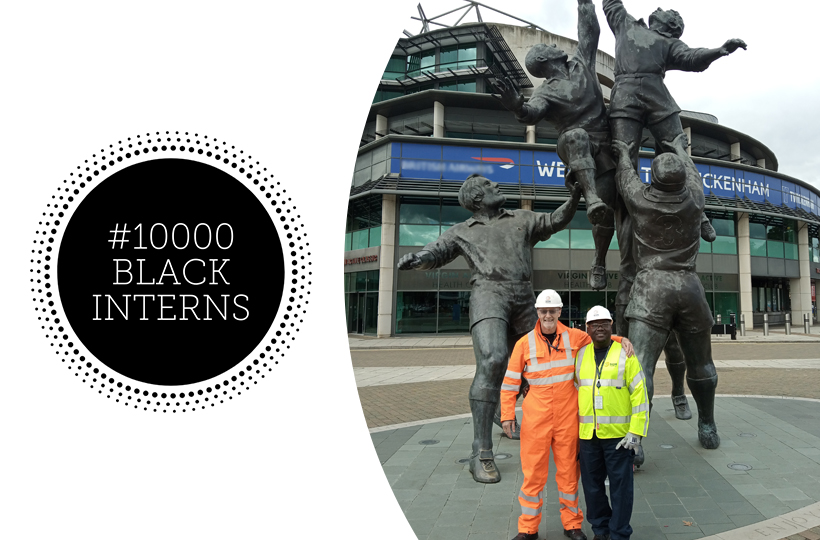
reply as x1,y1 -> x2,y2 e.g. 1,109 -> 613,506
389,142 -> 819,218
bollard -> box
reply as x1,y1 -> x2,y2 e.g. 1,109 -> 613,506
730,313 -> 737,340
763,313 -> 769,336
740,313 -> 746,337
785,312 -> 791,335
805,313 -> 812,334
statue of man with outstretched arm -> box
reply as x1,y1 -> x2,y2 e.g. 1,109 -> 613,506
398,174 -> 582,483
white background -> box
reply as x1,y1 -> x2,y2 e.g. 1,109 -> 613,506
1,1 -> 817,539
0,1 -> 416,538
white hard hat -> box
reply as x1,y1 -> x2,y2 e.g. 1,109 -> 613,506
585,305 -> 613,324
535,289 -> 563,309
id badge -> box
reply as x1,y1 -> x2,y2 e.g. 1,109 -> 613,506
594,395 -> 603,410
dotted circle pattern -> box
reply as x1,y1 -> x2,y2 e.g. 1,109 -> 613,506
30,131 -> 312,413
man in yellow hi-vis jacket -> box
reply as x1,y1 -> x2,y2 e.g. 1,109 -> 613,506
575,306 -> 649,540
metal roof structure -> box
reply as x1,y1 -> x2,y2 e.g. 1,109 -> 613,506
406,1 -> 550,36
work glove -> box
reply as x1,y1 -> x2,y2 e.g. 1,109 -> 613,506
615,433 -> 641,451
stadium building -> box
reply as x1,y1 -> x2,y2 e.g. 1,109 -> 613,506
344,2 -> 820,336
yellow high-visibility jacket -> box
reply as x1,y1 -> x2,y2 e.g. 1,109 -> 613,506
575,340 -> 649,440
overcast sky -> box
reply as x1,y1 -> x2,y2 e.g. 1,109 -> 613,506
400,0 -> 820,189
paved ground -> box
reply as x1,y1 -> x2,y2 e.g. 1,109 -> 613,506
352,329 -> 820,540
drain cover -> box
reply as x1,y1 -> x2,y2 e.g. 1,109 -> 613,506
728,463 -> 753,471
419,440 -> 439,445
659,444 -> 675,449
495,453 -> 512,460
739,433 -> 756,438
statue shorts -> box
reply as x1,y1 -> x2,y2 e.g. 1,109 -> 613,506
469,279 -> 538,336
468,279 -> 538,403
625,270 -> 714,334
609,74 -> 680,126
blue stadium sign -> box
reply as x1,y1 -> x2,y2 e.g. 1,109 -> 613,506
390,142 -> 820,218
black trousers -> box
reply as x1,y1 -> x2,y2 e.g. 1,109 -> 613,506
579,434 -> 634,540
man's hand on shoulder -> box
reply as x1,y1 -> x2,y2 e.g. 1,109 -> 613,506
620,337 -> 634,358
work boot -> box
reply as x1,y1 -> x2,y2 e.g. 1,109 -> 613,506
469,449 -> 501,483
672,394 -> 692,420
589,265 -> 607,290
698,419 -> 721,449
592,535 -> 610,540
564,528 -> 588,540
633,444 -> 645,468
512,533 -> 538,540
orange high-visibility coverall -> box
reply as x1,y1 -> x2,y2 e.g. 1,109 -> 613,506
501,320 -> 623,535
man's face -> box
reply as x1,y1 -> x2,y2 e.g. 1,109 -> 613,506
586,319 -> 613,348
478,177 -> 506,209
537,307 -> 561,334
526,44 -> 567,79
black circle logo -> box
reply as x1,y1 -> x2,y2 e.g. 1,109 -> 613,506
58,158 -> 284,385
31,132 -> 311,412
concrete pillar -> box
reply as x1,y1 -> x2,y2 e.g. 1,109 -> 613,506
731,142 -> 741,162
520,199 -> 533,211
526,125 -> 536,144
377,194 -> 397,337
375,114 -> 387,139
737,213 -> 753,331
684,126 -> 692,156
789,223 -> 813,326
433,101 -> 444,138
757,158 -> 767,169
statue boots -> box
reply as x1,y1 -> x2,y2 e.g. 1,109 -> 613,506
672,394 -> 692,420
687,376 -> 720,449
469,449 -> 501,484
589,222 -> 615,290
470,399 -> 501,483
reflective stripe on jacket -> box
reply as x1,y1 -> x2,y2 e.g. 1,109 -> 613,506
500,320 -> 591,422
575,340 -> 649,439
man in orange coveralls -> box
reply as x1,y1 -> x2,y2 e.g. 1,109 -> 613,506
501,289 -> 632,540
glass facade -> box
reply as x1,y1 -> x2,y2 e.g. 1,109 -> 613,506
751,278 -> 788,313
373,42 -> 495,103
382,55 -> 406,81
698,214 -> 738,254
439,78 -> 477,93
749,217 -> 798,260
344,271 -> 380,334
398,196 -> 480,246
440,44 -> 477,71
345,198 -> 382,251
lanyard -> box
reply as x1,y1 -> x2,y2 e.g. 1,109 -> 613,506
542,332 -> 560,355
594,342 -> 613,389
